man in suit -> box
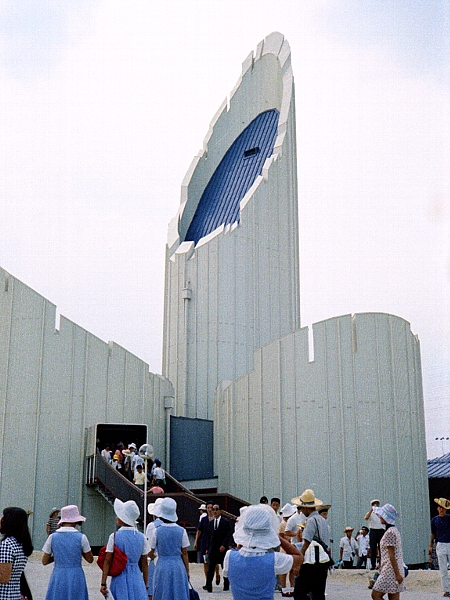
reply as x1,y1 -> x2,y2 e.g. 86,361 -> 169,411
203,502 -> 232,592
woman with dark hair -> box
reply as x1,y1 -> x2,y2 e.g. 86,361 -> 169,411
0,506 -> 33,600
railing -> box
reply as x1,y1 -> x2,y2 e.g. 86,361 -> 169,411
86,453 -> 238,527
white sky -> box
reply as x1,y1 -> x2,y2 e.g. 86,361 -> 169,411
0,0 -> 449,458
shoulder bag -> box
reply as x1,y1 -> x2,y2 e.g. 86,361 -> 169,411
97,532 -> 128,576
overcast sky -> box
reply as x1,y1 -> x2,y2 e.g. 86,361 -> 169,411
0,0 -> 449,458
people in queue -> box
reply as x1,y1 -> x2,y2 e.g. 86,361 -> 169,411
45,507 -> 60,536
152,460 -> 165,487
146,499 -> 164,600
291,488 -> 332,600
356,526 -> 370,568
193,501 -> 220,586
100,499 -> 149,600
278,503 -> 298,597
133,464 -> 146,490
203,502 -> 232,593
339,526 -> 358,568
365,499 -> 385,569
0,507 -> 34,600
42,504 -> 93,600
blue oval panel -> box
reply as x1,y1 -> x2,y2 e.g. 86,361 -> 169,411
184,109 -> 280,245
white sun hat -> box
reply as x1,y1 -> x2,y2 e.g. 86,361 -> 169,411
233,504 -> 280,550
153,497 -> 178,522
147,497 -> 164,515
114,499 -> 140,527
280,503 -> 297,518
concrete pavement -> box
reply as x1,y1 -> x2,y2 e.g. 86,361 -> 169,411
25,553 -> 442,599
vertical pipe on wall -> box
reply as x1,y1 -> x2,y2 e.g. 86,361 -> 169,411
182,282 -> 191,417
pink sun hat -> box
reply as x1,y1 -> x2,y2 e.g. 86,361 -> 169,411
58,505 -> 86,524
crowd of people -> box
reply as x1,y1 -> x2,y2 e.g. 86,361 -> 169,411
100,443 -> 166,492
2,492 -> 449,600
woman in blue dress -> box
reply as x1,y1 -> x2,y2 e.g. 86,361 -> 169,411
42,504 -> 93,600
223,504 -> 303,600
148,497 -> 190,600
100,499 -> 149,600
145,499 -> 164,600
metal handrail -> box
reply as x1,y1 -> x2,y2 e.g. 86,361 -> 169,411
87,454 -> 238,527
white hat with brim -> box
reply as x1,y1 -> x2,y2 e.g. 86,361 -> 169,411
153,497 -> 178,522
59,505 -> 86,524
199,504 -> 206,511
148,497 -> 164,516
114,499 -> 140,527
280,503 -> 297,518
233,504 -> 280,550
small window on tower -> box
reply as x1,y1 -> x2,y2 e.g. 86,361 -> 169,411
243,146 -> 260,158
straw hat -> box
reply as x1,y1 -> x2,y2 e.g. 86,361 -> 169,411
280,503 -> 297,518
291,489 -> 330,510
59,505 -> 86,524
370,499 -> 380,506
435,498 -> 450,510
114,499 -> 140,527
344,526 -> 354,533
153,497 -> 178,522
233,504 -> 280,550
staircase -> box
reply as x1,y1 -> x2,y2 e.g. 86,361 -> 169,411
86,453 -> 247,529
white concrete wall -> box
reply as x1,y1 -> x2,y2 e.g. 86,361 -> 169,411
0,267 -> 171,547
163,32 -> 301,419
214,312 -> 429,565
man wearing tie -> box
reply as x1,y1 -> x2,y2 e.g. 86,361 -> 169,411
203,503 -> 232,593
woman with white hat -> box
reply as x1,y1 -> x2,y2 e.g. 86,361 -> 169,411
145,498 -> 164,600
223,504 -> 303,600
100,499 -> 150,600
370,503 -> 404,600
147,497 -> 190,600
42,504 -> 93,600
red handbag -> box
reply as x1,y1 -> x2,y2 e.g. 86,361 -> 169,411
97,533 -> 128,576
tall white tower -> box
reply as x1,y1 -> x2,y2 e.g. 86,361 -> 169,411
163,33 -> 300,419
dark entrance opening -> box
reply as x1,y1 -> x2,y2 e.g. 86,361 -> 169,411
94,423 -> 148,454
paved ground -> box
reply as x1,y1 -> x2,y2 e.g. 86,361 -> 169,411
25,554 -> 443,599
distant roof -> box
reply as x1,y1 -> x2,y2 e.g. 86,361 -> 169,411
428,452 -> 450,478
185,109 -> 279,246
